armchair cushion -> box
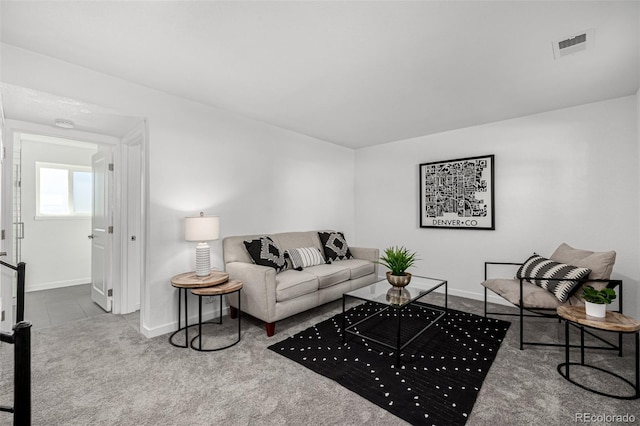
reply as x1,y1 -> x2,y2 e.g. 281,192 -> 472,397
516,254 -> 591,303
550,243 -> 616,290
482,278 -> 562,309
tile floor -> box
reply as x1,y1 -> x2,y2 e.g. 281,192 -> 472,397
24,284 -> 139,331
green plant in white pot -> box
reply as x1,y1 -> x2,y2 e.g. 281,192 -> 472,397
582,285 -> 616,318
377,246 -> 418,287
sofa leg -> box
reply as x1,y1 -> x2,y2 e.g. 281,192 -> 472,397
229,306 -> 238,319
265,322 -> 276,337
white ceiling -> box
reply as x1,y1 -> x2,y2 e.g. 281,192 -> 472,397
1,1 -> 639,148
0,83 -> 142,138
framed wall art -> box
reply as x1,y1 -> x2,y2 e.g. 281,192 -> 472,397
419,154 -> 494,230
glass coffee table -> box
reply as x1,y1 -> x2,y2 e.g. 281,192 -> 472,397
342,275 -> 447,365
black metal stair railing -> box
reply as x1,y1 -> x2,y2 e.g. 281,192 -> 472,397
0,261 -> 30,425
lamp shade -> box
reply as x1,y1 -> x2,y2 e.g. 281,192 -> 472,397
185,213 -> 219,242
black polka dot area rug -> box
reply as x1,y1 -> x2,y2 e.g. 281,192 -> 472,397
268,302 -> 510,425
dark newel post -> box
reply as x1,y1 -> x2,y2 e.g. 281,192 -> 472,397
13,321 -> 31,426
16,262 -> 26,323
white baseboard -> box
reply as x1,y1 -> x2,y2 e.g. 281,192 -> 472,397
445,287 -> 514,307
141,305 -> 229,339
26,278 -> 91,293
376,275 -> 515,308
140,285 -> 514,339
378,277 -> 513,306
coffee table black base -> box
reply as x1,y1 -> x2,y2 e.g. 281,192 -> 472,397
341,277 -> 448,366
343,302 -> 445,366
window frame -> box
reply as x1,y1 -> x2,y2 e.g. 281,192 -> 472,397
35,161 -> 93,219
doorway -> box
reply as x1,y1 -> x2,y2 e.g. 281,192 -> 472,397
14,134 -> 96,287
13,133 -> 109,326
2,120 -> 145,331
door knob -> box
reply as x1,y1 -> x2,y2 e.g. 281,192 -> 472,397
88,234 -> 95,239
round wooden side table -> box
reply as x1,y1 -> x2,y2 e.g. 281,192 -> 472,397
169,270 -> 229,348
190,280 -> 243,352
557,305 -> 640,400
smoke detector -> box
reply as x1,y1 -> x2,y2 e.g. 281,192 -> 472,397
54,118 -> 75,129
552,29 -> 594,59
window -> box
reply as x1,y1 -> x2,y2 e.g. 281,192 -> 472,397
36,162 -> 92,217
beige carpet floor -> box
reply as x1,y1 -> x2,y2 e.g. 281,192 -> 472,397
0,294 -> 637,425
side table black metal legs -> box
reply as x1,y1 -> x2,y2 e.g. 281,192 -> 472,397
169,271 -> 230,348
169,287 -> 193,348
557,321 -> 639,400
190,282 -> 242,352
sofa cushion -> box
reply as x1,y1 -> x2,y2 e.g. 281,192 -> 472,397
284,247 -> 325,270
332,259 -> 375,280
272,232 -> 323,252
304,264 -> 351,289
275,270 -> 319,302
516,254 -> 591,303
318,231 -> 354,263
482,278 -> 562,309
244,236 -> 287,272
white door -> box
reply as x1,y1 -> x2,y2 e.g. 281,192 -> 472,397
124,128 -> 143,313
90,146 -> 112,312
0,125 -> 7,331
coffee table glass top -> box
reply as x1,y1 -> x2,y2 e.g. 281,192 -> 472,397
345,275 -> 446,308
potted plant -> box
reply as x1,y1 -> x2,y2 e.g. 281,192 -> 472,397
582,285 -> 616,318
377,246 -> 418,287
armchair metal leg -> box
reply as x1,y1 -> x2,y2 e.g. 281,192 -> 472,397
483,287 -> 487,317
519,303 -> 524,351
519,279 -> 524,351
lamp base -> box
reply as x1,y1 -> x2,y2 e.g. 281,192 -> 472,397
195,242 -> 211,277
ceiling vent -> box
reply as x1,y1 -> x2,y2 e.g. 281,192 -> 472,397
552,29 -> 594,59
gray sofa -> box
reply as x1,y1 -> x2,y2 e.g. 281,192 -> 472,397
223,230 -> 379,336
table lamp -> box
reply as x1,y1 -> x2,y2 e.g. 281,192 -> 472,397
185,212 -> 219,277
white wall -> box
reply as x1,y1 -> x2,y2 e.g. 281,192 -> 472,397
0,44 -> 356,337
19,139 -> 96,292
3,42 -> 637,333
355,96 -> 639,318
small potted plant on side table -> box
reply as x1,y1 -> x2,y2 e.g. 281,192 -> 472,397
582,285 -> 616,318
377,246 -> 419,287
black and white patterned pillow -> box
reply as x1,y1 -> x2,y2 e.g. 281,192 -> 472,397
243,236 -> 286,272
318,232 -> 354,264
516,254 -> 591,303
284,247 -> 325,270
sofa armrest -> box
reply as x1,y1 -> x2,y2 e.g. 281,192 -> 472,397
225,262 -> 277,322
350,247 -> 379,277
350,246 -> 379,262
